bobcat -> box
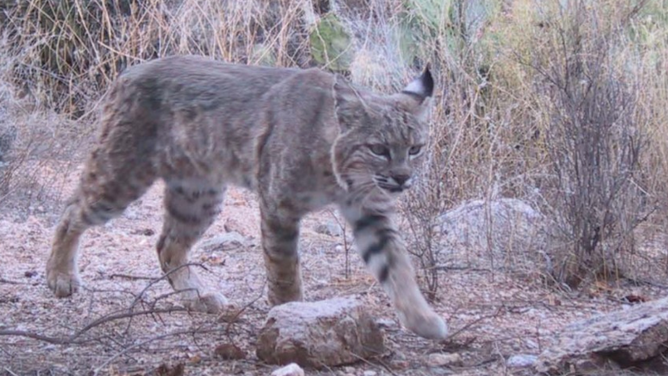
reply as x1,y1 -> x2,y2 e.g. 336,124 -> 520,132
46,55 -> 447,339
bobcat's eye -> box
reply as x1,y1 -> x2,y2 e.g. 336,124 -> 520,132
368,144 -> 390,158
409,145 -> 423,156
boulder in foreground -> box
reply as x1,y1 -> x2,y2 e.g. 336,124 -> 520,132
257,296 -> 386,368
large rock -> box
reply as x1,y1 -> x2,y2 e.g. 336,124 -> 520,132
536,296 -> 668,374
256,296 -> 386,368
437,198 -> 544,268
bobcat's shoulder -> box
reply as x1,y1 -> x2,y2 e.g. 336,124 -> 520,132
104,55 -> 340,194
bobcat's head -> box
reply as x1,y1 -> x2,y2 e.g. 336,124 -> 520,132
332,68 -> 434,201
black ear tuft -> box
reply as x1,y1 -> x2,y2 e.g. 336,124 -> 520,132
421,64 -> 434,97
402,64 -> 434,99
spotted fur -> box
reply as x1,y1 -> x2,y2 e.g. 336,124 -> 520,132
46,55 -> 447,339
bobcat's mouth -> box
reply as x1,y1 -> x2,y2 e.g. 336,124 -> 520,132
374,176 -> 406,193
379,184 -> 405,193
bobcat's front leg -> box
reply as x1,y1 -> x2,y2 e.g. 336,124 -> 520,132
260,208 -> 304,306
342,206 -> 448,340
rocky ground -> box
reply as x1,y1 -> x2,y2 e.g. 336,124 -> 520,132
1,161 -> 668,376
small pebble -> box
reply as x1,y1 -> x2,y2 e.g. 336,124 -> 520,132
271,363 -> 304,376
427,353 -> 462,367
507,354 -> 538,368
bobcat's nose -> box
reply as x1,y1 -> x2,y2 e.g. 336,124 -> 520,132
392,174 -> 411,187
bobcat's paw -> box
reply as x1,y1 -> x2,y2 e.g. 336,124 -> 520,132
185,292 -> 229,314
401,311 -> 448,340
46,269 -> 81,298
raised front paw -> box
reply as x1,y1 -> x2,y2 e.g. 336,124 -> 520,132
46,269 -> 82,298
401,311 -> 448,340
184,292 -> 229,314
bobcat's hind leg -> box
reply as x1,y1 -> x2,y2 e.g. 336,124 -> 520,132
47,84 -> 161,299
47,197 -> 87,298
157,181 -> 227,313
47,166 -> 155,298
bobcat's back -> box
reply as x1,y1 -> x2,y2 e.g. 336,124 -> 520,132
101,55 -> 335,190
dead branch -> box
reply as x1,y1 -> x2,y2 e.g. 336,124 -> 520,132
0,307 -> 187,345
223,278 -> 267,336
93,327 -> 223,374
128,262 -> 211,311
109,273 -> 156,281
122,262 -> 212,331
443,306 -> 504,342
623,277 -> 668,289
0,278 -> 34,285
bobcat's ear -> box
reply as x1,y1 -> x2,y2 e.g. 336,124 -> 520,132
396,65 -> 434,119
333,77 -> 366,130
402,65 -> 434,101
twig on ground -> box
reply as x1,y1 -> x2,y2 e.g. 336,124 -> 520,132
430,265 -> 495,273
443,307 -> 504,342
0,307 -> 187,345
223,278 -> 267,336
471,355 -> 502,368
623,276 -> 668,289
93,328 -> 222,374
109,273 -> 156,281
129,262 -> 211,311
123,262 -> 211,331
0,278 -> 32,285
122,288 -> 198,335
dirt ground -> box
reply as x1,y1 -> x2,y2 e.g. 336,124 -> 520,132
1,162 -> 667,376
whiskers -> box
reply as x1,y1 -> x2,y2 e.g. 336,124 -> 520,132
340,170 -> 395,209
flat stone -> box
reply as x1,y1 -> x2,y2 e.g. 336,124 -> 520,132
427,353 -> 462,367
536,296 -> 668,374
315,220 -> 343,237
257,296 -> 386,368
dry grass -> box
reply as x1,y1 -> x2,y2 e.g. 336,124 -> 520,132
399,0 -> 668,290
3,0 -> 314,115
1,0 -> 667,287
0,0 -> 666,285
